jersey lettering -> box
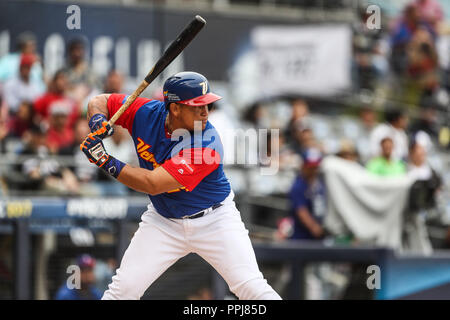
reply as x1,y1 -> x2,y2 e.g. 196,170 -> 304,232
136,137 -> 186,193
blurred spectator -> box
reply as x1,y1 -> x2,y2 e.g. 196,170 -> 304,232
290,118 -> 322,157
0,32 -> 45,92
79,69 -> 125,116
359,106 -> 377,132
103,70 -> 124,94
405,27 -> 439,96
355,106 -> 378,163
336,139 -> 359,162
62,38 -> 100,103
370,107 -> 409,161
34,69 -> 80,128
46,101 -> 75,153
288,148 -> 327,240
2,54 -> 44,115
285,99 -> 309,146
0,97 -> 7,121
407,141 -> 441,186
7,101 -> 34,138
15,125 -> 79,194
391,4 -> 436,75
352,3 -> 390,88
412,0 -> 444,33
270,131 -> 301,170
55,254 -> 102,300
405,141 -> 441,254
103,125 -> 136,164
59,117 -> 97,185
94,258 -> 116,292
366,136 -> 406,176
409,98 -> 440,143
0,117 -> 7,152
242,102 -> 270,129
390,3 -> 441,105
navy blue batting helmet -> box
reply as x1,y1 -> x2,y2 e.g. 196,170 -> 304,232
163,71 -> 222,108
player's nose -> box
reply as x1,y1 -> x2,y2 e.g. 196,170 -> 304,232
199,105 -> 208,117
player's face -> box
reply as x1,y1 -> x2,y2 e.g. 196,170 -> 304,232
179,104 -> 209,131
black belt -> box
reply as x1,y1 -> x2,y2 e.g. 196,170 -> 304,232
183,203 -> 223,219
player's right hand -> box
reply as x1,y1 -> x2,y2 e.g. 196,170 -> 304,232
88,113 -> 114,139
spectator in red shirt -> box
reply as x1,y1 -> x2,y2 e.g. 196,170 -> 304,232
46,100 -> 75,153
7,101 -> 34,138
33,69 -> 80,128
413,0 -> 444,33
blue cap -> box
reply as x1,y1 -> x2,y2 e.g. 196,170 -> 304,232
163,71 -> 222,108
77,254 -> 96,269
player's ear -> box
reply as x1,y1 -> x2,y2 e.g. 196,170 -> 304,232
170,103 -> 181,117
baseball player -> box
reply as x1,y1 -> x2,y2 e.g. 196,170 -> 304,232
80,71 -> 282,300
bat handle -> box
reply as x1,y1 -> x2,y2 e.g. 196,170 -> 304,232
108,80 -> 149,126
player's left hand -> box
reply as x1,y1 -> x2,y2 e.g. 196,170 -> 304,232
80,133 -> 124,178
88,114 -> 114,139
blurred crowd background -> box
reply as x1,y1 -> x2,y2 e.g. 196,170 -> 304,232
1,0 -> 450,300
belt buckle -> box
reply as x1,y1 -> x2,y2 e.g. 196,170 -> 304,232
183,210 -> 204,219
183,203 -> 223,220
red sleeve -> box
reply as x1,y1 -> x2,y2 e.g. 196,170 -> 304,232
161,148 -> 221,191
33,95 -> 48,118
107,93 -> 151,134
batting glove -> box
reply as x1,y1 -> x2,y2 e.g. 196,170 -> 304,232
88,114 -> 114,139
80,133 -> 125,178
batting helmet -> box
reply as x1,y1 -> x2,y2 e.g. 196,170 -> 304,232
163,71 -> 222,108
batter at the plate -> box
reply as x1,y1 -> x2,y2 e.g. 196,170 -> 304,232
80,71 -> 281,300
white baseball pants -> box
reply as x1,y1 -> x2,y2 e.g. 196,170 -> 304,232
102,191 -> 281,300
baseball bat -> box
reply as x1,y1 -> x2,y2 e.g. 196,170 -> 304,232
109,15 -> 206,125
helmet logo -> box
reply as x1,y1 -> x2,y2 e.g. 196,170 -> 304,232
199,81 -> 208,95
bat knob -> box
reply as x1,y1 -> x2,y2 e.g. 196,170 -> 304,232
195,15 -> 206,24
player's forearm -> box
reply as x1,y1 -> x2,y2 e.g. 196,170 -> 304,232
117,164 -> 157,195
87,94 -> 111,121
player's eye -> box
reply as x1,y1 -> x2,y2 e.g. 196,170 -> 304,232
195,105 -> 207,112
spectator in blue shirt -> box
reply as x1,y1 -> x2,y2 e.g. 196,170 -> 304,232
55,254 -> 102,300
289,148 -> 327,240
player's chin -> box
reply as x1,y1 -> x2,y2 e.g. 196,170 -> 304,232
190,119 -> 207,131
197,119 -> 207,130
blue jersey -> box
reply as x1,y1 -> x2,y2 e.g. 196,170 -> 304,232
107,94 -> 231,219
289,175 -> 326,240
54,284 -> 102,300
